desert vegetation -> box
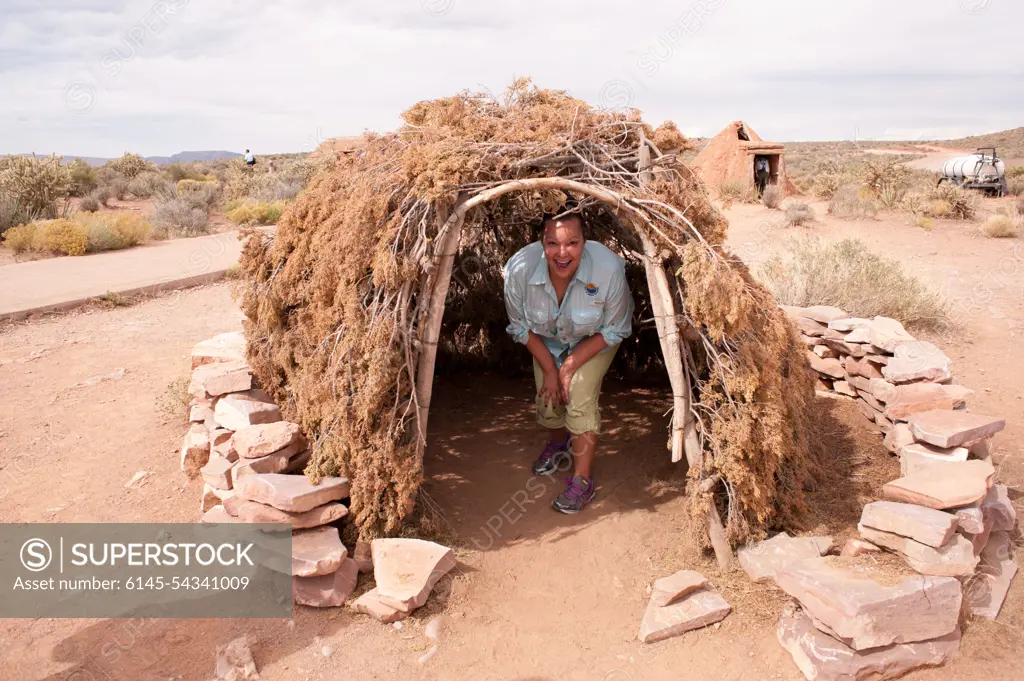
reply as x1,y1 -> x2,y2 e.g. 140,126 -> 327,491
0,148 -> 328,257
756,236 -> 949,332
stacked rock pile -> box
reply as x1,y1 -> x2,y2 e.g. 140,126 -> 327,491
181,332 -> 456,615
740,306 -> 1020,680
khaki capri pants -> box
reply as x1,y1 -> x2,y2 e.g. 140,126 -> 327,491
532,345 -> 618,435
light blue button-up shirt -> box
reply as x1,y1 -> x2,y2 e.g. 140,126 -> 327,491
504,241 -> 634,366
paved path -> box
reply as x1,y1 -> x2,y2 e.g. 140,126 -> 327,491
0,231 -> 242,320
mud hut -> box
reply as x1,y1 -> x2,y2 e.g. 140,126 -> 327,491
691,121 -> 798,196
239,81 -> 818,567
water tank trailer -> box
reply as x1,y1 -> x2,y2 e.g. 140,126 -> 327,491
938,147 -> 1008,196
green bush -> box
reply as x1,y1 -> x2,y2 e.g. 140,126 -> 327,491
68,159 -> 97,197
108,152 -> 154,179
0,154 -> 72,216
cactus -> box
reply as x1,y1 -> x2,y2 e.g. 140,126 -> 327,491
108,152 -> 153,179
0,154 -> 72,217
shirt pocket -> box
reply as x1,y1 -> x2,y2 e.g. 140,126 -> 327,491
570,306 -> 602,338
525,305 -> 553,335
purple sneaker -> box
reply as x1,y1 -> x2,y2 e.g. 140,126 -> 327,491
532,437 -> 572,476
552,475 -> 595,514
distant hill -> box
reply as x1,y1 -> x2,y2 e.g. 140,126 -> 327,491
936,127 -> 1024,159
47,150 -> 243,166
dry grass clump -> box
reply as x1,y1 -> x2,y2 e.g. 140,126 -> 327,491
761,184 -> 781,209
715,178 -> 747,207
981,214 -> 1019,238
927,183 -> 980,220
151,197 -> 209,238
912,215 -> 934,231
785,201 -> 815,226
239,79 -> 817,547
828,185 -> 878,220
756,236 -> 949,332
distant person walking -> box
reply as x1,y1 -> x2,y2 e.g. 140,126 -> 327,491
244,149 -> 255,167
754,155 -> 770,195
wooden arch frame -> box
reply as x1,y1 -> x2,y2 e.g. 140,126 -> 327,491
410,176 -> 732,568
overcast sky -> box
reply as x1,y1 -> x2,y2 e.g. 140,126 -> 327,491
1,0 -> 1021,157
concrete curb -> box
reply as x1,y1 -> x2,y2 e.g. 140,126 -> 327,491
0,269 -> 231,323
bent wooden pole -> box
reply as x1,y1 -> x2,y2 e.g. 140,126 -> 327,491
637,231 -> 732,570
414,202 -> 465,464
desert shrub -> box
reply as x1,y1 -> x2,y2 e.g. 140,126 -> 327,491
828,184 -> 878,220
255,179 -> 303,202
0,193 -> 40,236
761,184 -> 781,209
2,223 -> 37,253
68,159 -> 97,197
165,163 -> 206,183
151,197 -> 209,238
927,183 -> 979,220
0,154 -> 72,216
913,216 -> 934,231
74,212 -> 151,251
227,200 -> 286,225
35,219 -> 88,256
1017,195 -> 1024,213
79,195 -> 100,212
810,158 -> 851,200
860,156 -> 911,209
1005,165 -> 1024,179
981,214 -> 1018,238
226,159 -> 273,199
90,186 -> 113,206
756,236 -> 948,331
126,171 -> 172,199
926,199 -> 952,218
108,152 -> 153,179
1007,177 -> 1024,197
157,376 -> 191,421
785,201 -> 814,226
176,179 -> 220,208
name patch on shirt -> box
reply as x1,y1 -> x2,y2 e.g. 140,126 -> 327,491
585,283 -> 599,296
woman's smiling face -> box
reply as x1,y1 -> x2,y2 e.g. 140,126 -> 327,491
543,215 -> 584,283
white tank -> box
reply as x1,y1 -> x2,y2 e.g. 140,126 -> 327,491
941,154 -> 1005,182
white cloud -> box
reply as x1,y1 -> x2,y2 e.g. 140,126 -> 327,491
1,0 -> 1020,157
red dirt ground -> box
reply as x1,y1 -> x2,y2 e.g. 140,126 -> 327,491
0,196 -> 1021,680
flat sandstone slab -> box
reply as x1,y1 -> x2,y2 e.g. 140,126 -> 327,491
292,526 -> 346,577
293,557 -> 358,607
882,460 -> 994,510
638,588 -> 732,643
738,533 -> 833,584
860,501 -> 956,548
235,473 -> 350,513
906,410 -> 1005,449
858,525 -> 979,577
881,341 -> 952,384
235,499 -> 348,529
775,557 -> 961,651
233,421 -> 303,459
214,391 -> 281,431
191,331 -> 246,369
188,360 -> 252,398
883,383 -> 971,421
350,588 -> 408,623
651,570 -> 708,607
372,538 -> 457,613
777,601 -> 960,681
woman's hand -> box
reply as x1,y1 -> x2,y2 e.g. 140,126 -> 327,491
557,355 -> 578,404
539,368 -> 563,408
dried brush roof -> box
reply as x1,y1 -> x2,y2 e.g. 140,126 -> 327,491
239,79 -> 819,552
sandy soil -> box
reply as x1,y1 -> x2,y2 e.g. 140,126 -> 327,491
0,197 -> 1022,680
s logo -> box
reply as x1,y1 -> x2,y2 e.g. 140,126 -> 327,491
585,283 -> 599,296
